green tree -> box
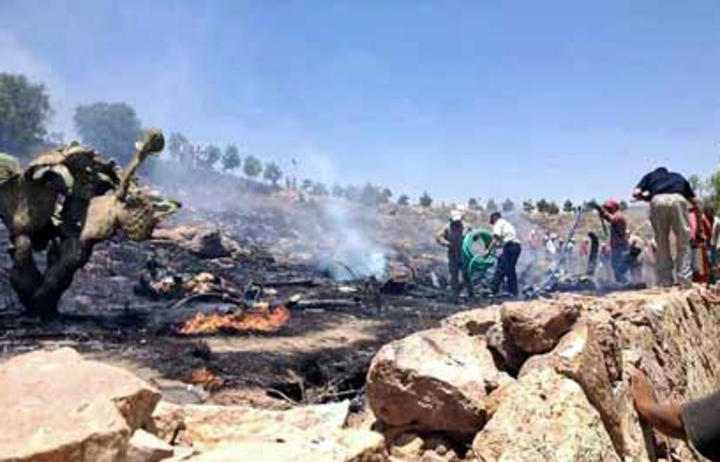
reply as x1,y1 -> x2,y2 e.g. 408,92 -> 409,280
301,178 -> 313,191
502,198 -> 515,212
263,162 -> 282,186
243,155 -> 263,178
486,199 -> 498,213
419,192 -> 433,207
688,174 -> 703,196
547,201 -> 560,215
563,200 -> 574,213
619,200 -> 629,211
0,73 -> 52,155
360,183 -> 382,205
468,197 -> 479,209
536,199 -> 549,213
398,194 -> 409,206
222,144 -> 241,171
583,199 -> 598,212
74,102 -> 142,165
381,188 -> 393,203
206,144 -> 222,169
522,200 -> 535,213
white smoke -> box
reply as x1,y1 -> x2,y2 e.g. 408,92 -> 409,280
317,200 -> 388,281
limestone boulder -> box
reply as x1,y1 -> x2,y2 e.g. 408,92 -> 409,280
501,298 -> 581,354
519,321 -> 624,455
485,323 -> 526,375
181,428 -> 386,462
441,306 -> 499,337
151,400 -> 350,450
0,347 -> 161,462
367,327 -> 503,435
472,367 -> 620,462
126,429 -> 173,462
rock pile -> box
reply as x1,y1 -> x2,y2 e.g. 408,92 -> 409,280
0,348 -> 384,462
368,289 -> 720,461
4,289 -> 720,461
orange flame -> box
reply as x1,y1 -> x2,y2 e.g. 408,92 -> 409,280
178,304 -> 290,334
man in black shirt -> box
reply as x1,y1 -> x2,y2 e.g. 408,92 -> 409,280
633,167 -> 703,287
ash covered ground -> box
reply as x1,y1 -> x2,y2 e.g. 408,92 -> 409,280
0,170 -> 651,410
0,173 -> 479,409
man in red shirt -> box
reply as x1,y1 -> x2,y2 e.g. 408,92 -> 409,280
594,200 -> 630,283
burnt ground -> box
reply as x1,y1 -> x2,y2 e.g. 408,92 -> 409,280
0,182 -> 651,410
0,194 -> 488,410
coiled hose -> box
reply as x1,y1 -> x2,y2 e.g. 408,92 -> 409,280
461,228 -> 497,282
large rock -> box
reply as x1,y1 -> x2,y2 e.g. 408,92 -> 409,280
366,327 -> 503,435
501,298 -> 581,354
472,368 -> 620,462
151,400 -> 351,450
126,429 -> 173,462
181,429 -> 386,462
485,323 -> 527,375
441,307 -> 499,337
519,321 -> 624,455
153,225 -> 244,259
0,348 -> 161,462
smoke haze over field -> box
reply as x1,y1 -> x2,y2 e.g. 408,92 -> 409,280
2,1 -> 720,203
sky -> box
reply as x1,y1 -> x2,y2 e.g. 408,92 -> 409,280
1,0 -> 720,204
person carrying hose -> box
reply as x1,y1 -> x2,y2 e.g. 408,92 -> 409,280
487,212 -> 522,297
436,209 -> 474,301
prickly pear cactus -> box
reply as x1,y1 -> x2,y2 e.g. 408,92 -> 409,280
0,128 -> 180,319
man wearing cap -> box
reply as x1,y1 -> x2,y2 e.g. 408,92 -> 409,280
488,212 -> 522,297
436,210 -> 473,300
594,200 -> 630,283
634,167 -> 703,287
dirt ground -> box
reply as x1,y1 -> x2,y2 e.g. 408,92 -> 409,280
0,185 -> 650,410
0,195 -> 482,410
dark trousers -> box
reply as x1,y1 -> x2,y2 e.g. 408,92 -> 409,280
449,252 -> 473,297
611,246 -> 629,283
491,242 -> 521,295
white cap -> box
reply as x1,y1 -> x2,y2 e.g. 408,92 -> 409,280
450,210 -> 463,221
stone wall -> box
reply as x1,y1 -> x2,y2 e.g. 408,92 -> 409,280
367,288 -> 720,461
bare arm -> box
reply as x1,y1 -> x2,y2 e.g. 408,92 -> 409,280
630,367 -> 687,440
436,227 -> 450,247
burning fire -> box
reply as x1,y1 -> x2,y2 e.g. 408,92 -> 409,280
178,304 -> 290,334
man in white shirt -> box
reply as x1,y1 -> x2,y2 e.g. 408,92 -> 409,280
488,212 -> 522,296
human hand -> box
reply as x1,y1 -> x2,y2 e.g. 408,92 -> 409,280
629,365 -> 658,413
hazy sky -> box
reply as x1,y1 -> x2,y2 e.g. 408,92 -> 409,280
2,0 -> 719,203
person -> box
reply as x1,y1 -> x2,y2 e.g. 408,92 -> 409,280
707,205 -> 720,282
630,367 -> 720,461
529,227 -> 542,263
626,234 -> 645,283
436,209 -> 473,300
633,167 -> 703,287
545,233 -> 558,262
487,212 -> 522,296
690,204 -> 712,283
594,200 -> 630,283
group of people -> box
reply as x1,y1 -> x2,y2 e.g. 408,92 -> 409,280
436,210 -> 521,299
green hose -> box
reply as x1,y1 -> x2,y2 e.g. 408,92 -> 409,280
462,228 -> 497,282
